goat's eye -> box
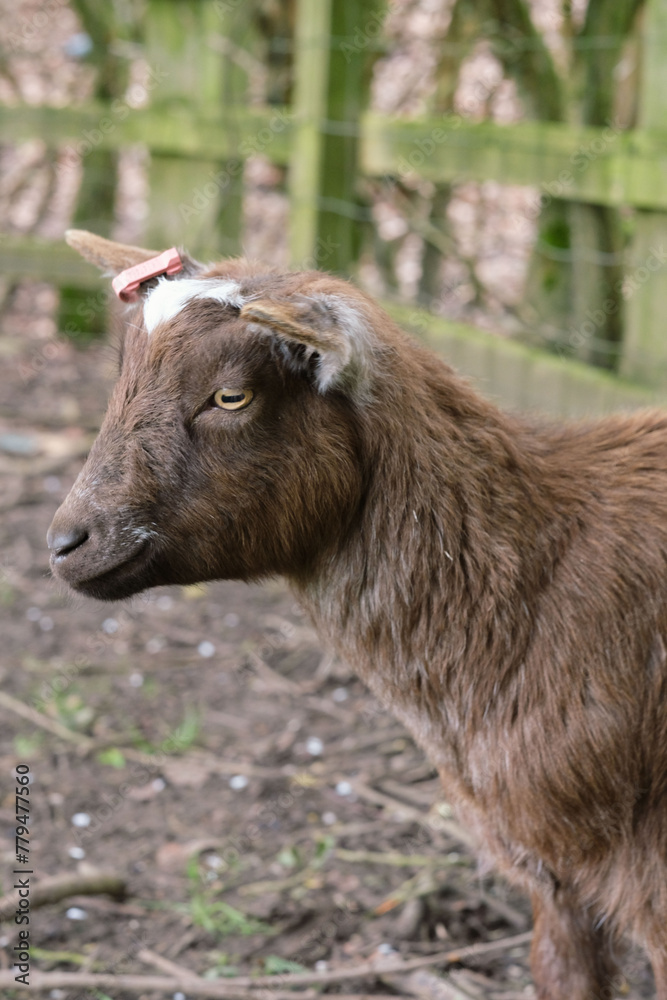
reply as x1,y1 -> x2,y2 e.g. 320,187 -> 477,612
212,388 -> 254,411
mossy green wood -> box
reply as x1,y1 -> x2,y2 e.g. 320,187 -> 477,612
384,301 -> 662,417
621,0 -> 667,387
144,0 -> 242,256
288,0 -> 333,268
0,105 -> 292,163
56,0 -> 130,343
3,106 -> 667,210
361,115 -> 667,210
57,150 -> 117,342
288,0 -> 380,273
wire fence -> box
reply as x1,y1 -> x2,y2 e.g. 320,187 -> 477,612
1,0 -> 666,409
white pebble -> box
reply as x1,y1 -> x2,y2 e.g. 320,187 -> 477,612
173,993 -> 186,1000
102,618 -> 118,634
378,942 -> 396,955
26,606 -> 41,621
335,781 -> 353,797
315,960 -> 328,971
39,616 -> 54,631
152,778 -> 166,792
68,846 -> 85,860
223,612 -> 239,627
229,774 -> 248,790
322,811 -> 337,825
205,854 -> 225,870
128,672 -> 144,688
71,812 -> 91,828
198,640 -> 215,658
48,991 -> 66,1000
306,736 -> 323,756
66,907 -> 87,921
332,687 -> 348,702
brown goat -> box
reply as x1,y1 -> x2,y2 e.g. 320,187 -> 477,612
49,230 -> 667,999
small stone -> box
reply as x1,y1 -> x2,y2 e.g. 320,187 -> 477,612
68,846 -> 85,860
305,736 -> 323,756
332,687 -> 348,702
205,854 -> 225,870
322,811 -> 337,825
66,907 -> 87,921
146,636 -> 165,654
128,672 -> 144,688
198,640 -> 215,658
71,813 -> 91,828
151,778 -> 166,792
39,616 -> 54,631
315,960 -> 328,971
229,774 -> 248,790
378,942 -> 396,955
102,618 -> 118,634
335,780 -> 353,797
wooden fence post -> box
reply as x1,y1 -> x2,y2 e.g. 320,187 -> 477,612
288,0 -> 379,274
620,0 -> 667,388
144,0 -> 244,257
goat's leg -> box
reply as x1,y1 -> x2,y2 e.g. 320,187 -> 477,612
529,889 -> 618,1000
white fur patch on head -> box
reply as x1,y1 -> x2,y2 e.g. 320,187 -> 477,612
143,277 -> 245,334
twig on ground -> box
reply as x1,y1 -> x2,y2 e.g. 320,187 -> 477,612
0,931 -> 532,994
349,778 -> 475,848
382,966 -> 483,999
137,948 -> 202,980
0,973 -> 404,999
0,689 -> 94,748
335,847 -> 436,867
0,870 -> 126,921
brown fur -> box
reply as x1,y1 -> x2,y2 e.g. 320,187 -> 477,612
50,231 -> 667,998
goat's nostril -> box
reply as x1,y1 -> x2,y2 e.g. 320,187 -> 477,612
47,526 -> 89,558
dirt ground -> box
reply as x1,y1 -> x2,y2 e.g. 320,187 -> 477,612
0,282 -> 660,998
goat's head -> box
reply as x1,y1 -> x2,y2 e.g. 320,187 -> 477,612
48,231 -> 373,600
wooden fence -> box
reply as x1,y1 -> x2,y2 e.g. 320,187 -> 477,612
2,0 -> 667,416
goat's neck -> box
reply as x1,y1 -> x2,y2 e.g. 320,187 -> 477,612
293,358 -> 570,759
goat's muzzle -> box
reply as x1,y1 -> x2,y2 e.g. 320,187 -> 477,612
47,503 -> 152,601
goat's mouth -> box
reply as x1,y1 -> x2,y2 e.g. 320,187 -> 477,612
51,542 -> 153,601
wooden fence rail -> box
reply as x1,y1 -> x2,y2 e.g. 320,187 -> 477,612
2,0 -> 667,412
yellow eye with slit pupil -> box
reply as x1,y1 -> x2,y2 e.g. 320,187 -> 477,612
213,388 -> 254,410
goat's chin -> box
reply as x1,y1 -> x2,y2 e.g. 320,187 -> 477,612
52,545 -> 157,602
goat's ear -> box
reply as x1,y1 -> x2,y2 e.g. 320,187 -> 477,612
241,296 -> 368,395
65,229 -> 160,274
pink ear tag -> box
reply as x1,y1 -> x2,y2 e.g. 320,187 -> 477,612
112,248 -> 183,303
